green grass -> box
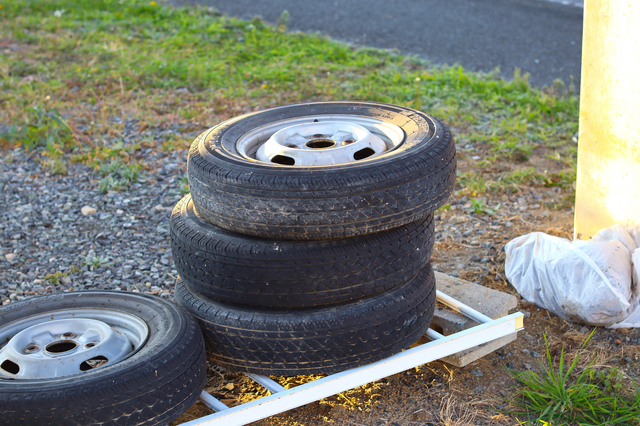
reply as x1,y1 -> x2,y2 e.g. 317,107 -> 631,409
98,158 -> 142,192
84,253 -> 110,270
44,271 -> 68,285
510,332 -> 640,425
467,197 -> 499,215
0,0 -> 579,192
457,166 -> 576,197
178,174 -> 189,196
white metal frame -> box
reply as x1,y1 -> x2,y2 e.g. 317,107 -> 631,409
179,290 -> 524,426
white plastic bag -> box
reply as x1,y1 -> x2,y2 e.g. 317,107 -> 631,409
505,225 -> 640,327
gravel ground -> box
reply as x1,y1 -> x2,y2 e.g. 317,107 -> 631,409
0,127 -> 200,305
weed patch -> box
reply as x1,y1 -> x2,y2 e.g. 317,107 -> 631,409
510,332 -> 640,425
98,158 -> 142,193
84,252 -> 110,270
44,271 -> 68,285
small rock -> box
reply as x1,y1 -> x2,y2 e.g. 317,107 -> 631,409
614,339 -> 622,345
470,369 -> 483,377
506,362 -> 515,369
521,349 -> 530,355
224,383 -> 235,391
470,254 -> 481,262
5,253 -> 17,263
530,351 -> 540,358
81,206 -> 97,215
474,385 -> 484,394
524,363 -> 533,371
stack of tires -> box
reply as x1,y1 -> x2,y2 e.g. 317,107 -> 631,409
173,102 -> 456,376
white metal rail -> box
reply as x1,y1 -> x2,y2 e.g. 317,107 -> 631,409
180,290 -> 524,426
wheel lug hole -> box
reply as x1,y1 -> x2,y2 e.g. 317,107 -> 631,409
84,342 -> 97,349
24,344 -> 39,353
342,139 -> 356,145
312,133 -> 324,138
62,332 -> 75,338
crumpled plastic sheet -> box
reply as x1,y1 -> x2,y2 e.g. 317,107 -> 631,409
505,224 -> 640,327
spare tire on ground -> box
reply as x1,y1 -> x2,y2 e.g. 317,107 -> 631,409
175,263 -> 437,376
171,194 -> 435,308
0,291 -> 206,426
187,101 -> 456,240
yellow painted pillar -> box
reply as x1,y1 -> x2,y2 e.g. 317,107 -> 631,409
574,0 -> 640,240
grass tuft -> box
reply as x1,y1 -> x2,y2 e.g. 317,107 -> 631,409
98,158 -> 142,193
510,330 -> 640,425
84,252 -> 110,270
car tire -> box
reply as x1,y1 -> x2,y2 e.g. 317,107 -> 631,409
175,263 -> 436,376
0,291 -> 206,426
187,101 -> 456,240
171,194 -> 434,308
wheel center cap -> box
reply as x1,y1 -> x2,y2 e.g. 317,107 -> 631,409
256,121 -> 387,166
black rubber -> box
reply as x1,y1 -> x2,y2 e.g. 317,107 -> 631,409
0,291 -> 206,426
171,195 -> 434,308
175,263 -> 436,376
188,101 -> 456,240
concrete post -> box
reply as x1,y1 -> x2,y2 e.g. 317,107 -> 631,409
574,0 -> 640,240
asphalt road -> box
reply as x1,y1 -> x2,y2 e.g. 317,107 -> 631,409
174,0 -> 583,89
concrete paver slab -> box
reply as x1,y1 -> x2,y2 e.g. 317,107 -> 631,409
431,271 -> 519,367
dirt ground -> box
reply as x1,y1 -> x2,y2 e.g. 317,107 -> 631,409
169,143 -> 640,426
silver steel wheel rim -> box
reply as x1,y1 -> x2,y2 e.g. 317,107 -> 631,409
236,115 -> 405,166
0,309 -> 149,380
